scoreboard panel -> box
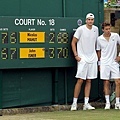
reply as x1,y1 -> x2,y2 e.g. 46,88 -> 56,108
0,17 -> 83,69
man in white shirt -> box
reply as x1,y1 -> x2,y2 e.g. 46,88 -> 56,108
97,22 -> 120,110
71,13 -> 98,111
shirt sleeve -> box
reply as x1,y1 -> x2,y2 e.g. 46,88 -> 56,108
96,37 -> 101,51
74,26 -> 82,40
117,34 -> 120,45
96,27 -> 99,37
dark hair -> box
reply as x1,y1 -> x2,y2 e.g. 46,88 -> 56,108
101,22 -> 111,29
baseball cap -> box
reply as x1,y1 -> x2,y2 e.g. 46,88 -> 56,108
86,13 -> 94,19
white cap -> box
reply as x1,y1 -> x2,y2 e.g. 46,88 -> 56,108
86,13 -> 94,19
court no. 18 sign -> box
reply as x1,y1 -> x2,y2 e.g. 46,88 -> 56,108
0,17 -> 83,68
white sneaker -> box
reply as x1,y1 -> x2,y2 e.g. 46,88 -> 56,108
71,103 -> 77,111
115,103 -> 120,109
104,103 -> 110,110
83,103 -> 95,110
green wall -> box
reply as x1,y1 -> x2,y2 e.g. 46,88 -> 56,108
0,0 -> 104,108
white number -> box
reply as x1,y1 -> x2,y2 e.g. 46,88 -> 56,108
49,19 -> 55,26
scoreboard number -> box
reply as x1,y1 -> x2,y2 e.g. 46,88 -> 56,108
0,17 -> 82,68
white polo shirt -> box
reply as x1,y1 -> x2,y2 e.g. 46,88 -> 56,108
97,32 -> 120,65
74,25 -> 98,63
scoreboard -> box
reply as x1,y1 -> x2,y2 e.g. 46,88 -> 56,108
0,17 -> 83,69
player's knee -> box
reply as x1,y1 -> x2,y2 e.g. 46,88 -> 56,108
115,80 -> 120,86
86,80 -> 91,84
77,79 -> 83,84
104,80 -> 109,86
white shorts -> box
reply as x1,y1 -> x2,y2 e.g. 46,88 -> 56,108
100,62 -> 120,80
75,59 -> 97,80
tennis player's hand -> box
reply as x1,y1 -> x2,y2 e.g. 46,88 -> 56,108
115,56 -> 120,62
75,56 -> 81,62
98,66 -> 100,71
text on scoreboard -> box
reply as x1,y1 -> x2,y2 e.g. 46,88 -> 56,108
0,17 -> 83,68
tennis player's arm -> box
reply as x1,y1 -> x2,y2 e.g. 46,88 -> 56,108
71,37 -> 78,57
71,37 -> 81,62
96,46 -> 101,65
115,52 -> 120,62
115,34 -> 120,62
97,50 -> 101,62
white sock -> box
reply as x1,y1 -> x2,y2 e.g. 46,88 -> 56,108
105,95 -> 110,104
116,97 -> 119,104
84,97 -> 89,105
73,98 -> 78,104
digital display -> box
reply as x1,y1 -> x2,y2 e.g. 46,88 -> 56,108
20,48 -> 45,58
0,17 -> 83,68
20,32 -> 45,43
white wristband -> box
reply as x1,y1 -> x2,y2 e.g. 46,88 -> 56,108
118,52 -> 120,56
98,61 -> 101,66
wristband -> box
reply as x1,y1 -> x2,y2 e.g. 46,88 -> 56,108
118,52 -> 120,56
74,54 -> 78,57
98,61 -> 101,66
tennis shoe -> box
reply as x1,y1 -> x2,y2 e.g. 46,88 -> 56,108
104,103 -> 110,110
115,103 -> 120,110
71,103 -> 77,111
83,103 -> 95,110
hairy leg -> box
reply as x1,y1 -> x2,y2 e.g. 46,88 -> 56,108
74,78 -> 83,98
85,79 -> 91,97
115,79 -> 120,98
104,80 -> 110,95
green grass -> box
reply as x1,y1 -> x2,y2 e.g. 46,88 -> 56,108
1,109 -> 120,120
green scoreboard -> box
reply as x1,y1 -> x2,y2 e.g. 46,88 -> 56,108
0,17 -> 83,69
